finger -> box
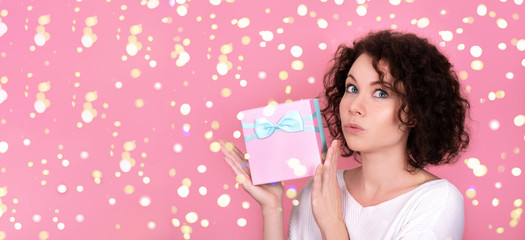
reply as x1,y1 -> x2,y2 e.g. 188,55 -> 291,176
224,155 -> 245,177
239,175 -> 255,193
223,141 -> 252,175
219,141 -> 233,157
220,139 -> 245,159
220,140 -> 248,164
329,140 -> 341,176
226,154 -> 249,177
219,139 -> 233,155
322,145 -> 333,184
312,163 -> 323,197
242,159 -> 251,176
226,156 -> 256,190
231,144 -> 246,160
220,141 -> 242,162
219,139 -> 254,177
225,156 -> 254,189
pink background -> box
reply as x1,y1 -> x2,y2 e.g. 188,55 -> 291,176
0,0 -> 524,239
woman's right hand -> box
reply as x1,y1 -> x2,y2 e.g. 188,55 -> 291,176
219,139 -> 284,210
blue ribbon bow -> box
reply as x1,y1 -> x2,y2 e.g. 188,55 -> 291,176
254,111 -> 304,139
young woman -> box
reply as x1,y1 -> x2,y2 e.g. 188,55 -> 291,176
220,30 -> 469,240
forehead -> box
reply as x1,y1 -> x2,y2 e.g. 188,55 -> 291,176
347,53 -> 392,83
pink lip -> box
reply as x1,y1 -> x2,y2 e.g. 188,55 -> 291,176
344,123 -> 364,133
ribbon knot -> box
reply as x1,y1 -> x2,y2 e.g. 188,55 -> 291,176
254,111 -> 304,139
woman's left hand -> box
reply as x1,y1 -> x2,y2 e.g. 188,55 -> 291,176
311,140 -> 349,240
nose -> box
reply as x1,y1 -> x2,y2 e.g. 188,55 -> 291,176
348,93 -> 365,116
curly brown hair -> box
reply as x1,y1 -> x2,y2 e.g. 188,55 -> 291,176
321,30 -> 470,169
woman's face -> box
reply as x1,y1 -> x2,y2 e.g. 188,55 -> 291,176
339,53 -> 409,154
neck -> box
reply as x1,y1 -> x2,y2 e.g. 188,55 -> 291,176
356,147 -> 413,191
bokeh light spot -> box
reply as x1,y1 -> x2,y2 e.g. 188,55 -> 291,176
221,88 -> 232,97
279,71 -> 288,80
197,165 -> 207,173
477,4 -> 487,16
417,17 -> 430,28
236,174 -> 246,184
317,18 -> 328,29
259,31 -> 274,41
496,18 -> 508,28
290,46 -> 303,57
237,218 -> 247,227
466,187 -> 477,198
199,186 -> 207,195
389,0 -> 401,5
471,60 -> 484,70
236,112 -> 245,120
439,31 -> 453,41
210,0 -> 221,6
237,18 -> 250,28
492,198 -> 500,207
297,4 -> 307,16
489,119 -> 500,130
517,39 -> 525,51
514,115 -> 525,127
470,46 -> 482,57
147,221 -> 156,230
0,141 -> 8,153
511,167 -> 522,176
291,60 -> 304,71
473,164 -> 488,177
178,186 -> 189,198
217,194 -> 231,207
38,231 -> 49,240
57,184 -> 67,194
210,141 -> 221,152
514,199 -> 523,207
286,187 -> 297,199
293,165 -> 307,176
185,212 -> 198,223
180,103 -> 191,115
201,219 -> 210,227
233,130 -> 241,138
173,143 -> 183,153
356,5 -> 367,16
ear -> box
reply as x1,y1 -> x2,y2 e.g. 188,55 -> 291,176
401,105 -> 417,128
406,116 -> 417,128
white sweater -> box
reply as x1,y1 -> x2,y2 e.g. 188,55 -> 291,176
288,170 -> 464,240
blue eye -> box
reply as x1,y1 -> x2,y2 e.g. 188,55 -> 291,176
373,89 -> 388,98
346,85 -> 358,93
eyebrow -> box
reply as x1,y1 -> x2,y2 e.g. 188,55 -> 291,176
347,73 -> 382,86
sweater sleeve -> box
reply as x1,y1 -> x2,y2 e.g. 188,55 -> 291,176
395,181 -> 465,240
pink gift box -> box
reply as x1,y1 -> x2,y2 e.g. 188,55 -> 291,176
239,99 -> 328,185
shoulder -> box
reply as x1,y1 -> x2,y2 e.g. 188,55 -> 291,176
417,179 -> 463,204
408,179 -> 464,217
393,180 -> 465,239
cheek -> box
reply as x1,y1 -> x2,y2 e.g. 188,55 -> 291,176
338,97 -> 346,115
376,106 -> 402,131
391,112 -> 409,135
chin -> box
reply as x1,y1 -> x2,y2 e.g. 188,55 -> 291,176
344,141 -> 363,153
